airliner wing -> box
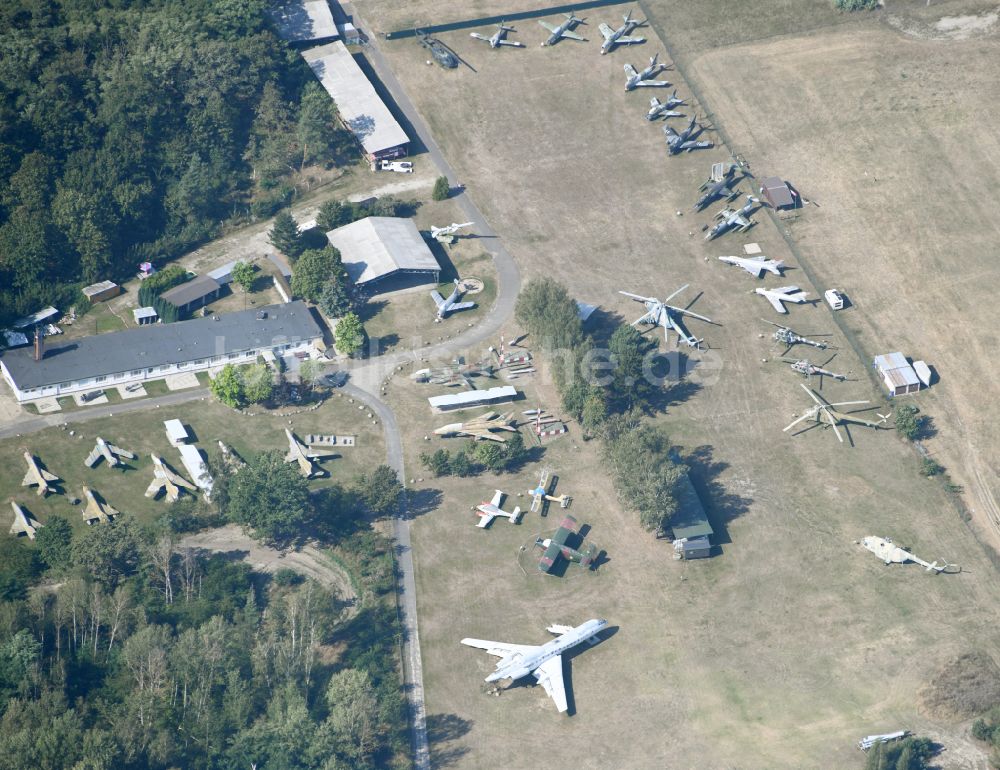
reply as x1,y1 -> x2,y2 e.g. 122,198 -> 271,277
598,22 -> 615,40
461,638 -> 539,657
533,656 -> 568,713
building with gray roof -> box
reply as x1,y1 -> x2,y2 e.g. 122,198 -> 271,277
269,0 -> 339,43
326,216 -> 440,292
0,302 -> 322,403
159,275 -> 222,315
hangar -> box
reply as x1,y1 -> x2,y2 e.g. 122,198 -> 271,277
326,217 -> 440,293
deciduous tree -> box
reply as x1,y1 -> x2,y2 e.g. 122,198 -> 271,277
334,312 -> 364,357
225,451 -> 312,546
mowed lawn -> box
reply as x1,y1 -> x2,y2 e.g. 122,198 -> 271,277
362,2 -> 1000,768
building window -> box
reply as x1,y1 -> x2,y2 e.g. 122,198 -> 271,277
131,370 -> 143,376
227,353 -> 238,360
96,376 -> 107,383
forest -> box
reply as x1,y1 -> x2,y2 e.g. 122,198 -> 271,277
0,0 -> 349,325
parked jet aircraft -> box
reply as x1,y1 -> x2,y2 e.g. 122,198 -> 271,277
21,452 -> 59,497
539,13 -> 587,46
718,255 -> 785,278
695,164 -> 742,210
411,359 -> 495,388
624,53 -> 669,91
475,489 -> 524,528
705,195 -> 759,240
537,515 -> 597,574
755,285 -> 810,314
145,454 -> 197,503
431,279 -> 476,319
84,437 -> 137,468
598,9 -> 645,54
646,91 -> 686,120
461,618 -> 608,713
434,411 -> 518,442
9,502 -> 42,540
470,22 -> 524,48
620,285 -> 715,348
665,115 -> 713,154
284,428 -> 336,478
81,486 -> 118,525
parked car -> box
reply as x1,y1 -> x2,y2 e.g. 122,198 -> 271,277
380,160 -> 413,174
321,371 -> 348,388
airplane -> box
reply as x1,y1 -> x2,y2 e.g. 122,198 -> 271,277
718,255 -> 785,278
429,222 -> 473,244
782,355 -> 848,385
624,53 -> 670,91
664,115 -> 713,154
598,9 -> 645,54
21,452 -> 59,497
9,502 -> 42,540
145,453 -> 197,503
434,411 -> 518,442
783,383 -> 886,444
461,618 -> 608,713
859,536 -> 954,574
755,285 -> 810,314
218,440 -> 246,471
431,279 -> 476,320
81,486 -> 119,525
470,22 -> 524,48
705,195 -> 760,240
84,436 -> 137,469
284,428 -> 336,478
620,285 -> 716,349
528,468 -> 571,514
646,91 -> 686,120
475,489 -> 524,528
538,13 -> 587,46
695,164 -> 743,210
536,515 -> 597,574
765,320 -> 832,355
411,359 -> 495,388
859,731 -> 909,752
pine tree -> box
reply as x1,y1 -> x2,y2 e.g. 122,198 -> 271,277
268,211 -> 304,260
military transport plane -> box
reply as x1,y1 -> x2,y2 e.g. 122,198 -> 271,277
22,452 -> 59,497
431,279 -> 476,319
718,255 -> 785,278
624,53 -> 669,91
461,618 -> 608,713
665,115 -> 713,154
84,437 -> 137,468
539,13 -> 587,46
646,91 -> 686,120
475,490 -> 524,528
470,22 -> 524,48
598,9 -> 645,54
620,285 -> 716,349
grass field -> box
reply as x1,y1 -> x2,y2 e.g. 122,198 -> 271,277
1,393 -> 384,538
360,1 -> 1000,767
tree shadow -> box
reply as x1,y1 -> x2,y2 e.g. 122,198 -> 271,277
357,299 -> 388,324
585,309 -> 627,348
426,713 -> 472,768
403,487 -> 443,520
351,53 -> 429,156
423,238 -> 460,282
682,445 -> 753,552
918,415 -> 938,440
639,377 -> 702,416
368,333 -> 400,355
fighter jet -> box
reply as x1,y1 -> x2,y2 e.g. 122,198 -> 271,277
755,285 -> 810,314
859,536 -> 953,574
429,222 -> 473,244
434,411 -> 518,442
705,196 -> 760,240
84,437 -> 137,468
536,515 -> 597,574
620,285 -> 716,349
646,91 -> 686,120
695,164 -> 743,210
474,489 -> 524,528
411,359 -> 495,388
81,486 -> 118,525
9,502 -> 42,540
21,452 -> 59,497
217,440 -> 246,471
624,53 -> 670,91
461,618 -> 608,713
145,454 -> 196,503
470,22 -> 524,48
538,13 -> 587,46
431,279 -> 476,320
284,428 -> 336,478
664,115 -> 713,154
783,383 -> 886,444
718,255 -> 785,278
598,9 -> 645,54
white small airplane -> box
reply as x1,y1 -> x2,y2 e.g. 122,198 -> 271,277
470,22 -> 524,48
755,285 -> 809,314
145,453 -> 197,503
9,502 -> 42,540
284,428 -> 336,478
431,279 -> 476,319
624,53 -> 669,91
646,91 -> 686,120
538,13 -> 587,46
718,255 -> 785,278
81,486 -> 118,525
84,436 -> 137,468
461,618 -> 608,713
598,9 -> 645,54
475,490 -> 523,528
860,536 -> 953,573
21,452 -> 59,497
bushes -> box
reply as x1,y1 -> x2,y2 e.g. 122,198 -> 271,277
137,265 -> 189,307
210,363 -> 274,408
836,0 -> 879,10
315,195 -> 418,231
420,433 -> 528,478
894,404 -> 924,441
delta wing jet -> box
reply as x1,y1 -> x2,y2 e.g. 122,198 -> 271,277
145,454 -> 197,502
21,452 -> 59,497
9,502 -> 42,540
81,486 -> 118,525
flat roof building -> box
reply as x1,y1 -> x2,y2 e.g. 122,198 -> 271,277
13,307 -> 59,330
270,0 -> 339,43
873,352 -> 920,397
82,281 -> 122,303
159,275 -> 222,316
301,41 -> 408,161
428,386 -> 518,412
0,301 -> 322,403
326,217 -> 440,292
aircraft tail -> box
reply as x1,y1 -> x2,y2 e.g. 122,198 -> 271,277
509,506 -> 523,524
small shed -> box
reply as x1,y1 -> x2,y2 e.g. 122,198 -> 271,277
207,260 -> 238,285
159,275 -> 222,315
670,472 -> 714,560
82,281 -> 122,303
164,419 -> 189,446
133,307 -> 158,326
13,306 -> 60,330
576,301 -> 599,324
338,22 -> 361,44
873,352 -> 920,397
759,177 -> 797,210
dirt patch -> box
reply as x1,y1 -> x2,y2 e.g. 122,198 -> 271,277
920,652 -> 1000,721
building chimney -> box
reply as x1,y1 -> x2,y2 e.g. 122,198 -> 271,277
33,327 -> 43,362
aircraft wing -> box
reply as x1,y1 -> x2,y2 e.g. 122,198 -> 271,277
552,515 -> 578,545
461,638 -> 539,657
84,447 -> 101,467
761,291 -> 788,313
617,35 -> 645,45
305,447 -> 338,458
624,63 -> 638,78
284,448 -> 298,462
538,20 -> 558,33
490,490 -> 503,507
21,470 -> 34,486
598,22 -> 615,40
145,478 -> 166,498
560,29 -> 586,41
449,301 -> 476,312
475,512 -> 495,528
430,290 -> 445,309
538,541 -> 563,573
108,444 -> 135,459
533,655 -> 569,713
